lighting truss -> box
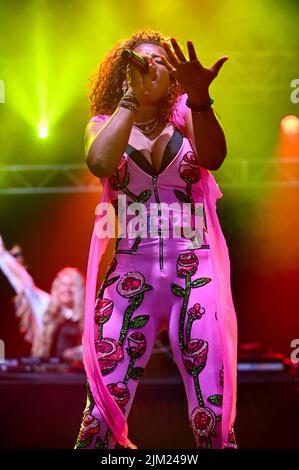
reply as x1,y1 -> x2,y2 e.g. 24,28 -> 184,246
0,159 -> 299,195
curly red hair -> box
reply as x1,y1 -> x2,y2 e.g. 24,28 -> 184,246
89,28 -> 184,127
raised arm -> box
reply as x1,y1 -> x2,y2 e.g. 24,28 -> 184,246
162,38 -> 228,171
184,105 -> 227,171
0,235 -> 49,332
85,56 -> 157,178
0,235 -> 34,294
85,107 -> 137,178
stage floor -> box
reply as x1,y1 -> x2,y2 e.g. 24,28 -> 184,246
0,365 -> 298,449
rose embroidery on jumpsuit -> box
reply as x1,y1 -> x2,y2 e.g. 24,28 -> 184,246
109,155 -> 152,254
95,298 -> 114,339
100,272 -> 152,447
124,332 -> 147,383
186,303 -> 205,344
183,339 -> 208,375
171,252 -> 211,351
75,382 -> 102,449
174,151 -> 207,246
171,250 -> 222,448
105,332 -> 147,415
96,256 -> 120,301
75,414 -> 100,448
107,382 -> 131,410
95,337 -> 124,376
116,272 -> 152,346
191,406 -> 218,448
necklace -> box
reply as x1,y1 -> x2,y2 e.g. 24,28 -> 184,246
133,116 -> 159,135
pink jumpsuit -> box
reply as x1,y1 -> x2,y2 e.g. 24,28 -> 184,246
75,94 -> 238,449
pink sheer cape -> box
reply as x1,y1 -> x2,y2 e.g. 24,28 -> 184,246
82,94 -> 238,448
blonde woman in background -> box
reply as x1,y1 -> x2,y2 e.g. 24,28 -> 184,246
0,234 -> 85,360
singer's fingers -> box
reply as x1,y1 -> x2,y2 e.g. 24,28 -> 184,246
142,52 -> 154,62
161,42 -> 180,68
125,64 -> 129,80
140,53 -> 155,68
127,63 -> 140,78
170,37 -> 187,63
160,56 -> 176,74
125,64 -> 132,83
187,41 -> 198,62
140,57 -> 156,80
126,64 -> 138,86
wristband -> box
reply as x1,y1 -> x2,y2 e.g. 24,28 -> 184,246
186,97 -> 214,112
122,91 -> 140,107
118,100 -> 140,112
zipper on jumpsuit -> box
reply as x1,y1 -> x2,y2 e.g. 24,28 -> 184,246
152,174 -> 164,272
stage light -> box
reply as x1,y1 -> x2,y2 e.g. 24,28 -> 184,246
38,125 -> 48,138
280,115 -> 299,136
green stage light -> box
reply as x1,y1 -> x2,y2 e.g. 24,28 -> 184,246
38,125 -> 48,138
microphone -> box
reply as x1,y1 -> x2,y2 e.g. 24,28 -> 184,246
121,49 -> 149,73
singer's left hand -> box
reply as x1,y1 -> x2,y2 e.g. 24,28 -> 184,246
161,38 -> 228,103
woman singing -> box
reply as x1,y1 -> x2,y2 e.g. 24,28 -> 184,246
75,29 -> 238,450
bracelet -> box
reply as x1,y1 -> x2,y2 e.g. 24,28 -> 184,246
186,97 -> 214,112
118,100 -> 140,112
122,91 -> 140,107
118,90 -> 140,112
